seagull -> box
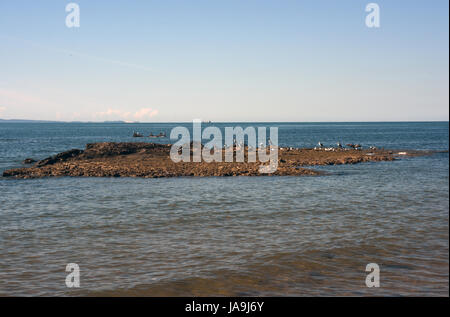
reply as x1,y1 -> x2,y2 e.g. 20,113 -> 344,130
318,142 -> 324,148
269,140 -> 276,151
337,141 -> 342,148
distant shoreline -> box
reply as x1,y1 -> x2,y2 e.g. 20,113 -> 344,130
0,119 -> 449,124
0,119 -> 131,123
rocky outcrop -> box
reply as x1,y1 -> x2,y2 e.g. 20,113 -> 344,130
1,142 -> 431,179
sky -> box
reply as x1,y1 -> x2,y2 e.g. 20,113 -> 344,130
0,0 -> 448,122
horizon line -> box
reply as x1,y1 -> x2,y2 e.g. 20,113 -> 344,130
0,118 -> 449,124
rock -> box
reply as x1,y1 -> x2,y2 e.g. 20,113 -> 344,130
2,142 -> 429,179
22,158 -> 36,164
36,149 -> 84,167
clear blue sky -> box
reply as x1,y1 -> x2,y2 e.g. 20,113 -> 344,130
0,0 -> 448,122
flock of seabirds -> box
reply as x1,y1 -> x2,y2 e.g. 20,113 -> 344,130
314,141 -> 377,151
132,131 -> 375,151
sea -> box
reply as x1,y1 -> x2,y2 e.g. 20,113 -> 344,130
0,121 -> 448,296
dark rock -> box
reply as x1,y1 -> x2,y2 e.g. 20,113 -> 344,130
82,142 -> 169,159
22,158 -> 36,164
36,149 -> 84,167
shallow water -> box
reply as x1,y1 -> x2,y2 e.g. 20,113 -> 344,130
0,122 -> 448,296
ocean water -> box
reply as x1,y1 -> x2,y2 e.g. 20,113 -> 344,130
0,122 -> 448,296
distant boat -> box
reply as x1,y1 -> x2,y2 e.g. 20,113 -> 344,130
148,132 -> 166,138
132,131 -> 144,138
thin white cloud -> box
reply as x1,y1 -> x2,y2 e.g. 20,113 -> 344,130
0,87 -> 160,122
133,108 -> 159,120
94,108 -> 159,122
0,88 -> 49,106
0,35 -> 154,72
57,49 -> 154,72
